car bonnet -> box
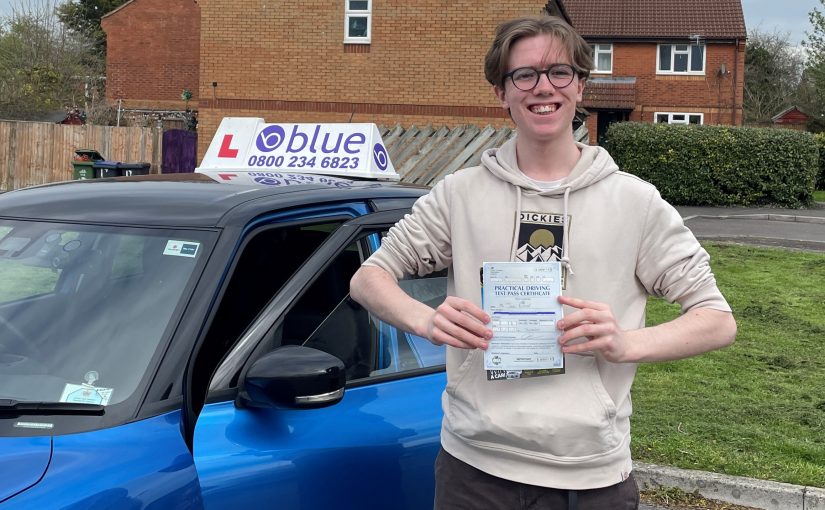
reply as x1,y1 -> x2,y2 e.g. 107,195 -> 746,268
0,436 -> 51,502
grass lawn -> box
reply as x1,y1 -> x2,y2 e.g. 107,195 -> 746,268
631,242 -> 825,488
815,189 -> 825,202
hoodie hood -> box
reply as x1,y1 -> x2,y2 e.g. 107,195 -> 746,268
480,136 -> 620,271
480,136 -> 619,195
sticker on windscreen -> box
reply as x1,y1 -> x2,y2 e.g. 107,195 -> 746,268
60,371 -> 113,406
163,240 -> 200,258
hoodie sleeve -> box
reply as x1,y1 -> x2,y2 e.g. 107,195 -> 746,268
635,189 -> 731,313
363,177 -> 453,280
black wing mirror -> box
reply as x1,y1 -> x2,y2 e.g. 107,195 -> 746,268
238,345 -> 346,409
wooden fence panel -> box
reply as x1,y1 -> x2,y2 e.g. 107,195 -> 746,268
0,121 -> 162,191
1,121 -> 589,191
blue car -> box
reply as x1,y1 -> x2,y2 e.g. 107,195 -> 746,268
0,171 -> 447,509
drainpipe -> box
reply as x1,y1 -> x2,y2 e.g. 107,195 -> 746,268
732,39 -> 740,125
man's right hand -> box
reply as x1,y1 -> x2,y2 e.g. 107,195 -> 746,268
351,266 -> 492,351
427,296 -> 492,350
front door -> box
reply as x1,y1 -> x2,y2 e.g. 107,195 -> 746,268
596,110 -> 629,146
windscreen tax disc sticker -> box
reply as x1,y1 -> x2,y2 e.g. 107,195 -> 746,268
60,384 -> 113,406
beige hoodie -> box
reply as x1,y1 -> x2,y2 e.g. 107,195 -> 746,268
365,137 -> 730,490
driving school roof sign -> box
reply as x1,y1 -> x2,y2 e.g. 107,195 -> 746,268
197,117 -> 399,181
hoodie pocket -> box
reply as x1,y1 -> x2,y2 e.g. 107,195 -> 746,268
445,349 -> 478,396
446,354 -> 620,460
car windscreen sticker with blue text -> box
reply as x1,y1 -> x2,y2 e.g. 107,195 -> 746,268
59,371 -> 113,406
197,117 -> 399,186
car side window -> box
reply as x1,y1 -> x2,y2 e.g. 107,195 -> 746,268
285,231 -> 447,382
369,276 -> 447,376
195,221 -> 342,395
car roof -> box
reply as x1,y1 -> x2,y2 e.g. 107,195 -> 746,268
0,173 -> 428,228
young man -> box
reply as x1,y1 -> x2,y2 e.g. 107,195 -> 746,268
350,15 -> 736,510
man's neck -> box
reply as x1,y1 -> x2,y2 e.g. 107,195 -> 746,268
515,137 -> 581,182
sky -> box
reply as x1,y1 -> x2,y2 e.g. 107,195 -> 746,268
742,0 -> 821,45
0,0 -> 821,45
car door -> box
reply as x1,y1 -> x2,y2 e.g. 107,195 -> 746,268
191,208 -> 447,510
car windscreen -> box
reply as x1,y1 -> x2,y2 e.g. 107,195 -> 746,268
0,219 -> 213,409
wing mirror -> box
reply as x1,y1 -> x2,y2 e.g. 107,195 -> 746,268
237,345 -> 346,409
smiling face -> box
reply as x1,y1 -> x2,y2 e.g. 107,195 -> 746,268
494,33 -> 585,147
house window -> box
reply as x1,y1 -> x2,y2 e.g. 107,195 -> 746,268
344,0 -> 371,43
654,112 -> 703,125
589,43 -> 613,73
657,44 -> 705,74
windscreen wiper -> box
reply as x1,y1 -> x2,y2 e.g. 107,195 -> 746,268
0,399 -> 104,416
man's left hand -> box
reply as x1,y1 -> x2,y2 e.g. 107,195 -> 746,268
556,295 -> 631,363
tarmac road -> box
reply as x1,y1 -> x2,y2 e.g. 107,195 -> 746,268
676,205 -> 825,252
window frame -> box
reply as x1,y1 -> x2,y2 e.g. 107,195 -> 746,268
206,207 -> 443,395
298,234 -> 447,383
654,112 -> 704,125
344,0 -> 372,44
589,43 -> 613,74
656,43 -> 706,75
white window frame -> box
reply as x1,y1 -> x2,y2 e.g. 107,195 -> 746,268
344,0 -> 372,44
653,112 -> 704,125
656,43 -> 705,75
589,43 -> 613,74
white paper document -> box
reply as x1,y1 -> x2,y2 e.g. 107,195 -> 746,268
482,262 -> 564,380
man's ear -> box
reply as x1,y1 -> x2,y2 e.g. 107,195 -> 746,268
493,85 -> 508,109
576,78 -> 586,103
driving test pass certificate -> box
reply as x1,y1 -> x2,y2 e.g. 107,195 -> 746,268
482,262 -> 564,381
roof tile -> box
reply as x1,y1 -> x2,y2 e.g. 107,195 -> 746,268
560,0 -> 746,40
582,78 -> 637,109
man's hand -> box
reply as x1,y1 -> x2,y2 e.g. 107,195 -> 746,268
556,295 -> 630,363
427,296 -> 492,350
556,295 -> 736,363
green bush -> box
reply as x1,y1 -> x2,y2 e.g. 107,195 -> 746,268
603,122 -> 818,207
814,132 -> 825,190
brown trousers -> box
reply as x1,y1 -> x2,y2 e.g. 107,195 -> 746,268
434,448 -> 639,510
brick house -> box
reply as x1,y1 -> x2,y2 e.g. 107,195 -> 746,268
101,0 -> 200,116
553,0 -> 747,144
102,0 -> 745,158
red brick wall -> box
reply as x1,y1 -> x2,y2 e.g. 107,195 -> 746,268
196,0 -> 544,157
583,40 -> 745,145
613,41 -> 745,126
101,0 -> 201,109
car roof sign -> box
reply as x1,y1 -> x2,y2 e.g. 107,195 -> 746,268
196,117 -> 399,182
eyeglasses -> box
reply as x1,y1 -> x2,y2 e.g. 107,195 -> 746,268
503,64 -> 577,91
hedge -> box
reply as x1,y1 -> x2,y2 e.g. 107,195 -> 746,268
603,122 -> 818,208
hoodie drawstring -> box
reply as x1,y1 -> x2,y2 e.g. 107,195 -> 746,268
560,186 -> 574,276
509,187 -> 523,260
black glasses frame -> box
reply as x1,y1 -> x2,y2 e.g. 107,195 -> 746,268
502,64 -> 577,91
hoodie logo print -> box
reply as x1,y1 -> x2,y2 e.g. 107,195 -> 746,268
516,212 -> 568,263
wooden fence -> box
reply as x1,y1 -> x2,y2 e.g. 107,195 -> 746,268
0,121 -> 162,191
0,120 -> 589,191
384,121 -> 589,186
